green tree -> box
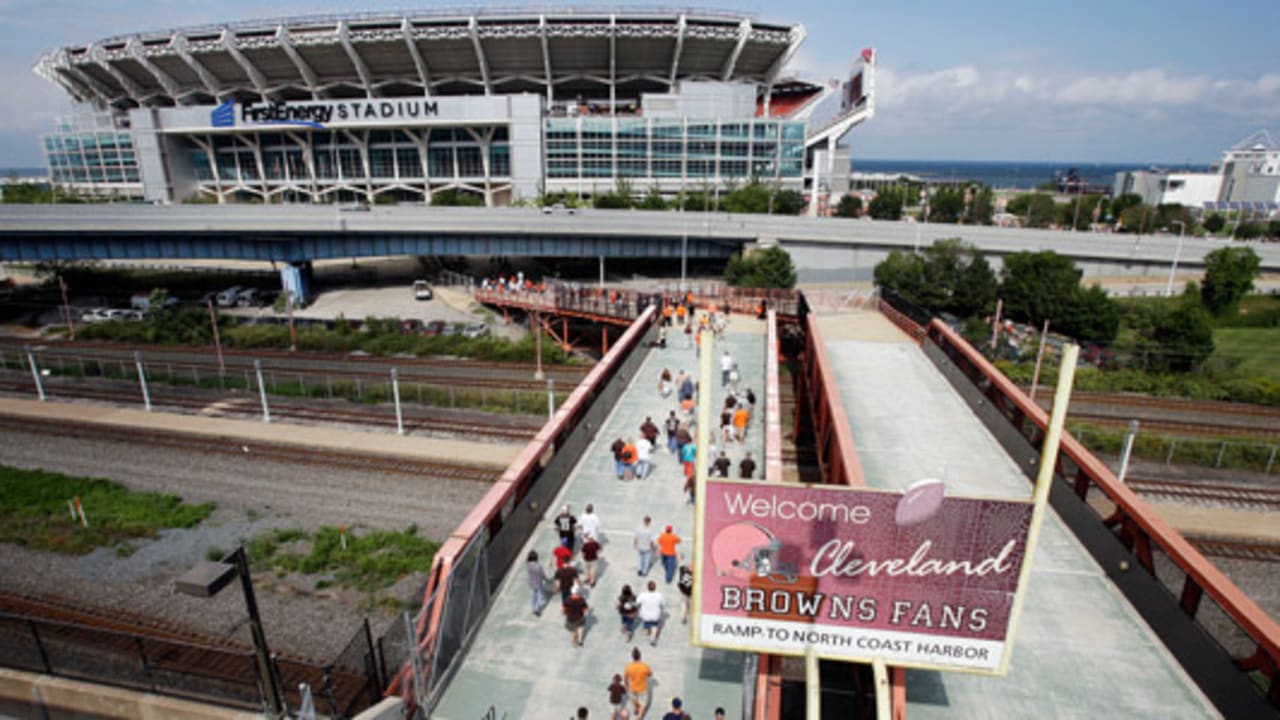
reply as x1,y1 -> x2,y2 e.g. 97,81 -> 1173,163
725,246 -> 796,289
1007,193 -> 1057,228
1060,195 -> 1103,230
772,189 -> 805,215
868,186 -> 905,220
1201,246 -> 1261,315
928,187 -> 965,223
431,189 -> 484,206
872,239 -> 994,318
1268,219 -> 1280,239
1119,204 -> 1159,234
999,250 -> 1118,342
1147,287 -> 1215,372
835,194 -> 863,218
1235,221 -> 1264,240
1202,213 -> 1226,233
638,186 -> 667,210
1110,193 -> 1143,218
966,186 -> 995,225
723,181 -> 771,214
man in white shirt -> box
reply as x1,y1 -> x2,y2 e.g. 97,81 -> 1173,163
636,580 -> 665,646
720,351 -> 734,387
635,437 -> 653,480
634,517 -> 655,576
579,504 -> 601,542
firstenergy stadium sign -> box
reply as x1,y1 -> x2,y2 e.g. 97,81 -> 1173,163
693,479 -> 1035,673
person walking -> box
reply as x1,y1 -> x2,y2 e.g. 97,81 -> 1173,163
553,541 -> 573,569
579,503 -> 601,543
739,451 -> 757,479
617,584 -> 639,642
719,404 -> 733,444
657,369 -> 672,398
625,648 -> 653,719
677,563 -> 694,624
664,411 -> 680,454
611,437 -> 627,479
563,583 -> 589,647
582,533 -> 602,586
635,436 -> 652,480
711,451 -> 731,478
640,416 -> 661,447
683,321 -> 693,349
608,674 -> 628,719
720,351 -> 734,387
728,363 -> 741,392
621,439 -> 639,481
657,526 -> 681,584
637,580 -> 665,646
634,517 -> 656,576
680,440 -> 697,487
662,698 -> 690,720
733,404 -> 750,443
555,505 -> 577,551
555,561 -> 580,606
527,550 -> 548,616
677,372 -> 694,402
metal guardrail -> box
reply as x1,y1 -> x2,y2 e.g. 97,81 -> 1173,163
391,305 -> 659,712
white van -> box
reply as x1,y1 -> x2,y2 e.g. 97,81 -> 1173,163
413,280 -> 433,300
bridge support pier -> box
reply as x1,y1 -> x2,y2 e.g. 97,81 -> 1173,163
280,261 -> 313,307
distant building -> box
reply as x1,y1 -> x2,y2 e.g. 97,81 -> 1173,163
1112,130 -> 1280,215
1112,168 -> 1222,207
1217,130 -> 1280,206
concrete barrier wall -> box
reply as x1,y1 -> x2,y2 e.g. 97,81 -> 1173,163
0,668 -> 261,720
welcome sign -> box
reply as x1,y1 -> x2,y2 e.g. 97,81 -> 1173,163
693,479 -> 1035,673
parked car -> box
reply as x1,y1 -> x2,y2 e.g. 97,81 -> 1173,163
440,322 -> 460,337
461,321 -> 489,338
340,202 -> 370,212
197,290 -> 219,306
105,309 -> 132,321
130,290 -> 180,311
413,280 -> 434,300
423,319 -> 447,336
401,319 -> 424,333
79,308 -> 112,323
541,203 -> 576,215
216,286 -> 244,307
235,288 -> 264,307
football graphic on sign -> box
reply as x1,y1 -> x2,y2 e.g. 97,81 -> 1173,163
895,478 -> 946,527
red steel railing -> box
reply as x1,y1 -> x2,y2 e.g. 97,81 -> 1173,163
925,318 -> 1280,708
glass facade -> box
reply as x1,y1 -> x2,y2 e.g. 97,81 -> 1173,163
544,118 -> 806,182
41,113 -> 141,194
188,127 -> 510,187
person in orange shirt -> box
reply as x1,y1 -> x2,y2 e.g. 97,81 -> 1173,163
657,525 -> 681,583
733,405 -> 750,443
675,303 -> 687,325
662,304 -> 674,326
620,439 -> 638,480
625,647 -> 652,718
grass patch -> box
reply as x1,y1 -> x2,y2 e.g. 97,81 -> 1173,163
246,525 -> 437,592
0,466 -> 215,555
1211,328 -> 1280,383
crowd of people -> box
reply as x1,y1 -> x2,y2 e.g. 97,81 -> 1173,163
522,303 -> 759,719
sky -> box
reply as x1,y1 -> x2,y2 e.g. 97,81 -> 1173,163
1,0 -> 1278,168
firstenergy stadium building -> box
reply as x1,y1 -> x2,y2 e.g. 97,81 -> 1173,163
35,7 -> 874,206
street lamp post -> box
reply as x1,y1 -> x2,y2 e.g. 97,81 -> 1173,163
176,547 -> 284,717
1164,220 -> 1186,297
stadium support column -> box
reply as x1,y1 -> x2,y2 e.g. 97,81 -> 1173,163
280,261 -> 313,307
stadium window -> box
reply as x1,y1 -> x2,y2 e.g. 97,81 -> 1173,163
397,148 -> 422,177
490,146 -> 510,176
370,148 -> 395,178
457,147 -> 484,177
428,147 -> 453,177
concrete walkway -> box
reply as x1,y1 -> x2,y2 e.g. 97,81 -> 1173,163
433,317 -> 768,720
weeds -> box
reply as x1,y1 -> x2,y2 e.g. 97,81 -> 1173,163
246,525 -> 437,592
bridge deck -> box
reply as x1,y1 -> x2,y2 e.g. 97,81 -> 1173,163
433,319 -> 768,719
817,312 -> 1220,719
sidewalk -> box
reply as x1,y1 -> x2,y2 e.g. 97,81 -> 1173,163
432,316 -> 768,719
0,397 -> 519,469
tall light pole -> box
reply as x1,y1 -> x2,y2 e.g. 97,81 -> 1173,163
1164,220 -> 1186,297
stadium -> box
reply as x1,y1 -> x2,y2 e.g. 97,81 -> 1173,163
34,6 -> 874,207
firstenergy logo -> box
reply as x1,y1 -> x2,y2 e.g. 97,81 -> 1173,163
210,99 -> 235,128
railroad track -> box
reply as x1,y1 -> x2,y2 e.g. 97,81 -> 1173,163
2,339 -> 590,391
0,414 -> 502,483
1125,477 -> 1280,511
0,379 -> 538,444
1188,538 -> 1280,563
1065,391 -> 1280,421
1068,413 -> 1280,440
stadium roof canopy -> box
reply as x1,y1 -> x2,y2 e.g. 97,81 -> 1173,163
35,6 -> 805,110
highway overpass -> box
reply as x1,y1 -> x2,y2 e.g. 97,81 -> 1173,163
2,205 -> 1277,286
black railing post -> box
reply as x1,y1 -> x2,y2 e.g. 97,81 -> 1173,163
363,617 -> 383,689
135,636 -> 156,692
28,619 -> 52,673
